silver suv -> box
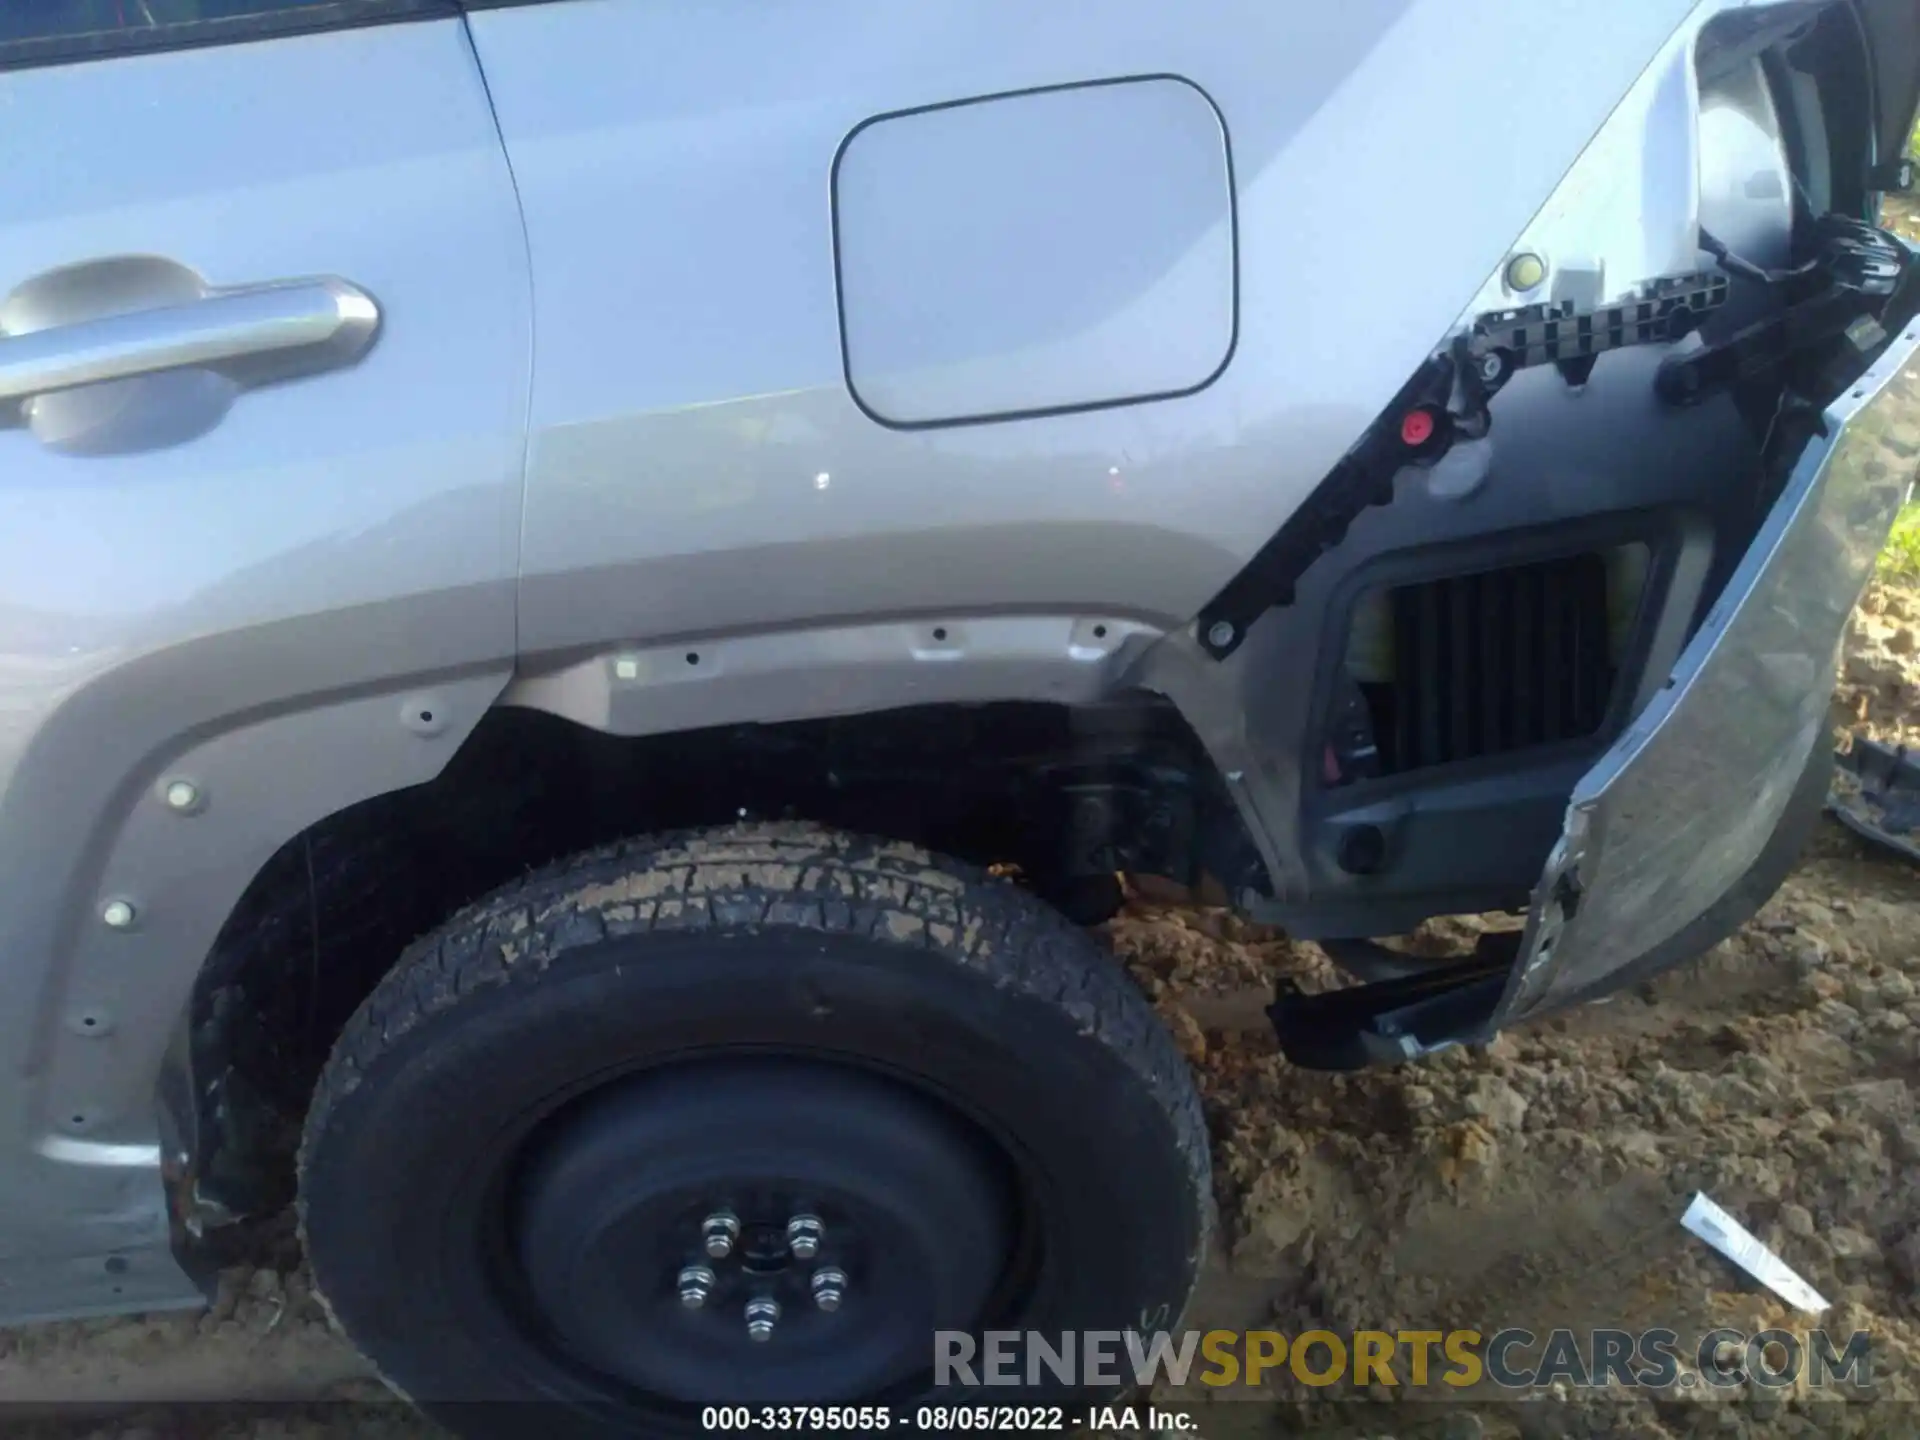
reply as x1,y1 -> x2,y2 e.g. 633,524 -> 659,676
2,0 -> 1918,1431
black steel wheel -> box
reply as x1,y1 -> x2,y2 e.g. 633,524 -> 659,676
298,824 -> 1212,1439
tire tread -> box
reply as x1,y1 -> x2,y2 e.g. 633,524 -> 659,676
299,821 -> 1212,1283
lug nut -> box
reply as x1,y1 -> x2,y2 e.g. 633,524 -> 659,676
702,1210 -> 740,1259
678,1264 -> 716,1309
811,1266 -> 848,1312
786,1213 -> 824,1260
745,1296 -> 780,1341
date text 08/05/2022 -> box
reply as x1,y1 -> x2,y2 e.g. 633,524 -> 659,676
700,1407 -> 1192,1432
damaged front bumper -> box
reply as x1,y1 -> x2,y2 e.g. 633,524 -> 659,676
1494,298 -> 1920,1026
1270,279 -> 1920,1069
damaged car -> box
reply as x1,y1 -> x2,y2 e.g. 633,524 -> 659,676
0,0 -> 1917,1432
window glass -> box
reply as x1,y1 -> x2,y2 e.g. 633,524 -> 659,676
0,1 -> 449,66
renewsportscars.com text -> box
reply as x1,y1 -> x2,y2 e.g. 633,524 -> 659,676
934,1328 -> 1874,1391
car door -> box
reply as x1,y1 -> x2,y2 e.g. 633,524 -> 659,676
0,2 -> 529,1320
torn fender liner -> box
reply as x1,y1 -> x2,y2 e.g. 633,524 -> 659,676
1495,311 -> 1920,1024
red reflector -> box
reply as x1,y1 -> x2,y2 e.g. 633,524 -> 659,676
1399,409 -> 1436,447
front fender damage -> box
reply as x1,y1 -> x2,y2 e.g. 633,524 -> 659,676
1267,253 -> 1920,1068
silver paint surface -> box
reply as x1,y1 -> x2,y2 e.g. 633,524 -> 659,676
464,0 -> 1698,655
833,76 -> 1236,426
0,20 -> 528,1319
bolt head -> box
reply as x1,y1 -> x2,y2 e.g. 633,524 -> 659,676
786,1213 -> 824,1259
101,900 -> 136,930
810,1266 -> 848,1312
1478,353 -> 1504,382
702,1211 -> 740,1258
163,780 -> 200,812
745,1297 -> 780,1341
1205,619 -> 1236,650
677,1264 -> 715,1308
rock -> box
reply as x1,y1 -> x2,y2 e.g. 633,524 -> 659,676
1827,1227 -> 1881,1260
1615,1130 -> 1664,1166
1807,971 -> 1847,1001
1892,1230 -> 1920,1288
1832,1079 -> 1911,1121
1780,1203 -> 1816,1238
1463,1077 -> 1529,1132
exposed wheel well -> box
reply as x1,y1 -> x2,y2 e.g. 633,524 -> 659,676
173,694 -> 1260,1235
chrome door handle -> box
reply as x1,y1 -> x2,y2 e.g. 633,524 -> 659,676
0,277 -> 379,403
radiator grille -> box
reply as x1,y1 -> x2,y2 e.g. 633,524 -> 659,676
1379,552 -> 1616,774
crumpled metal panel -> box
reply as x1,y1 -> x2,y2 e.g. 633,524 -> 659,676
1496,308 -> 1920,1022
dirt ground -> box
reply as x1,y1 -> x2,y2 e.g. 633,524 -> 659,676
3,583 -> 1919,1440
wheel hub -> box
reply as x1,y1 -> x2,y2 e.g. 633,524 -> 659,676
509,1057 -> 1013,1404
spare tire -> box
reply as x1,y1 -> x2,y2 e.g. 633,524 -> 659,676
298,823 -> 1212,1438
